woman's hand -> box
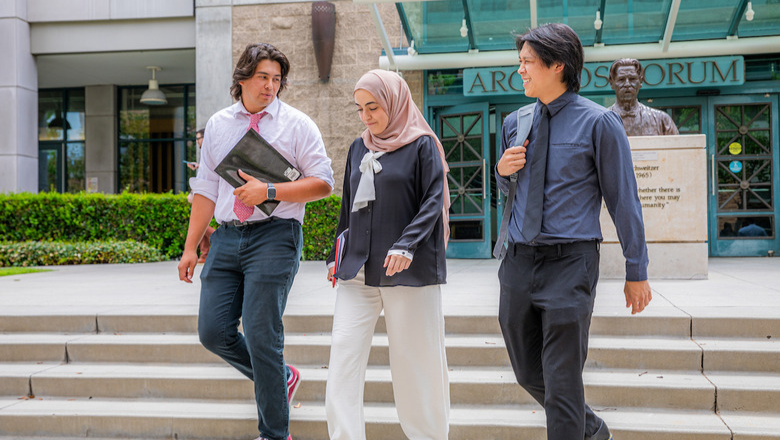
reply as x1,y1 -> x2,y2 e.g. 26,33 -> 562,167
327,266 -> 335,282
384,254 -> 411,277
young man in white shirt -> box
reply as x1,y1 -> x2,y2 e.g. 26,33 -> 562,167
178,43 -> 334,440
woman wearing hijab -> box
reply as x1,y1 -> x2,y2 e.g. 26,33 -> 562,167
324,69 -> 451,440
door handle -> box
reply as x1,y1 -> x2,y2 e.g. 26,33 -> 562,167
711,154 -> 715,196
483,159 -> 487,199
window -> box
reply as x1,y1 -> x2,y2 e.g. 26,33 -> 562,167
118,84 -> 197,193
38,89 -> 86,193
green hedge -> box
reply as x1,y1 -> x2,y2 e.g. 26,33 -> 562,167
0,240 -> 165,266
302,194 -> 341,260
0,192 -> 341,262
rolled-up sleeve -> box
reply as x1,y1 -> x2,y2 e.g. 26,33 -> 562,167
188,118 -> 220,204
295,118 -> 334,188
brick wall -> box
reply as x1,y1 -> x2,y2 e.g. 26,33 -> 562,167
232,1 -> 424,195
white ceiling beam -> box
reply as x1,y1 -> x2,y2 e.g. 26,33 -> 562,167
661,0 -> 682,52
369,3 -> 396,70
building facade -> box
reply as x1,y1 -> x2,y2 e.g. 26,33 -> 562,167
1,0 -> 778,258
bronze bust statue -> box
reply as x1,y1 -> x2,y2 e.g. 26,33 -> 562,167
608,58 -> 679,136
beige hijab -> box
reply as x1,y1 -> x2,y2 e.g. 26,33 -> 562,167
354,69 -> 451,245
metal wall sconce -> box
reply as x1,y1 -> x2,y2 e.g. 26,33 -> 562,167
745,1 -> 755,21
460,19 -> 468,38
140,66 -> 167,106
312,1 -> 336,82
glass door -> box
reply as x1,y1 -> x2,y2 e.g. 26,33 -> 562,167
435,103 -> 491,258
708,95 -> 779,256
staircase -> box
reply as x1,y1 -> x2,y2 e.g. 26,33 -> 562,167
1,260 -> 779,440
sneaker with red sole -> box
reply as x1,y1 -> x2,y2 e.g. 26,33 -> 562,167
286,364 -> 301,407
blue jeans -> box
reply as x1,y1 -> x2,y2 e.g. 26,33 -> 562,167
198,218 -> 302,440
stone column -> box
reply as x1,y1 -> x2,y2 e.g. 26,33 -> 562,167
85,85 -> 117,193
0,0 -> 38,193
195,0 -> 234,131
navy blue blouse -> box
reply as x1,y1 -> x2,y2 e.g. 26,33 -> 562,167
327,135 -> 447,287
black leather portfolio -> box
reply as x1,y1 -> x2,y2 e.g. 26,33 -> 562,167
215,129 -> 302,216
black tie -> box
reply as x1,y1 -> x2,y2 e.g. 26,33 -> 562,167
522,105 -> 549,242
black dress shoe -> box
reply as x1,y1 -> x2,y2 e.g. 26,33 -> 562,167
585,421 -> 612,440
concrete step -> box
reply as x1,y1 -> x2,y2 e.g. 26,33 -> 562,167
708,372 -> 780,413
4,310 -> 776,339
697,337 -> 780,372
0,311 -> 695,337
3,398 -> 778,440
6,332 -> 777,372
4,363 -> 729,411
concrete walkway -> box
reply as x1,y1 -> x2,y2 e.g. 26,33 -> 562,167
2,257 -> 779,324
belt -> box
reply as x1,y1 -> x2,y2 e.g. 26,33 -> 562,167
221,218 -> 273,228
509,240 -> 599,257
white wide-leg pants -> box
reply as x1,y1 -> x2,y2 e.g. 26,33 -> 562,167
325,269 -> 450,440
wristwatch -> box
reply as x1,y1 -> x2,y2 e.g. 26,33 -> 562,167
266,182 -> 276,201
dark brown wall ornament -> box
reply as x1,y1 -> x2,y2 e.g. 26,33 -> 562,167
312,1 -> 336,82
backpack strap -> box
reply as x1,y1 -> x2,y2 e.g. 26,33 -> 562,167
493,103 -> 536,260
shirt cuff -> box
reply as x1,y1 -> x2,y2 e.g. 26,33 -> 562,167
387,249 -> 414,262
327,261 -> 335,269
625,263 -> 648,282
189,177 -> 218,204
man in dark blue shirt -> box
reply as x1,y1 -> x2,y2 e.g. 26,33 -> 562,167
495,23 -> 652,440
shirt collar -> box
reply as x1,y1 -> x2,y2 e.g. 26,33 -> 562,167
234,96 -> 281,120
536,89 -> 577,118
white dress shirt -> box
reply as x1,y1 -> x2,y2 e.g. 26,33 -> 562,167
189,98 -> 334,224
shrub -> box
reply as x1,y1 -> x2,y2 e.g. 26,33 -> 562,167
301,195 -> 341,261
0,192 -> 189,259
0,192 -> 341,262
0,240 -> 165,267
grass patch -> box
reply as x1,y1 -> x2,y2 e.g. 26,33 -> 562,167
0,267 -> 52,277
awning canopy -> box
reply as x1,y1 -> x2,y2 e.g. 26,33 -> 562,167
357,0 -> 780,70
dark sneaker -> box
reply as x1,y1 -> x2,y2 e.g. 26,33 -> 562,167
286,364 -> 301,407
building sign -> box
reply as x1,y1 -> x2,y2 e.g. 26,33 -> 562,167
463,56 -> 744,96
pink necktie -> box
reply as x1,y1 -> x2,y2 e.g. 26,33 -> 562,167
232,111 -> 267,222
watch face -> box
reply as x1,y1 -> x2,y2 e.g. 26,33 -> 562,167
267,185 -> 276,200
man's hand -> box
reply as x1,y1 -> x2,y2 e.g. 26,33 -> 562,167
186,162 -> 199,171
497,139 -> 529,177
384,254 -> 411,277
178,249 -> 199,283
624,280 -> 652,314
233,169 -> 268,206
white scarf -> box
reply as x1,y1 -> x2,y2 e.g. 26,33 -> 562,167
351,151 -> 385,212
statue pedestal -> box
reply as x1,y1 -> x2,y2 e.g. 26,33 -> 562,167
600,134 -> 708,280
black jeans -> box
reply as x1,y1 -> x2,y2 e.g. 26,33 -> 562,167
498,241 -> 603,440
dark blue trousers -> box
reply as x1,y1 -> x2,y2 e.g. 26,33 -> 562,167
498,241 -> 604,440
198,218 -> 302,440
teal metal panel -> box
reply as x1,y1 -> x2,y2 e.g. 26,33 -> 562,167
707,94 -> 780,256
437,102 -> 493,259
462,56 -> 745,97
